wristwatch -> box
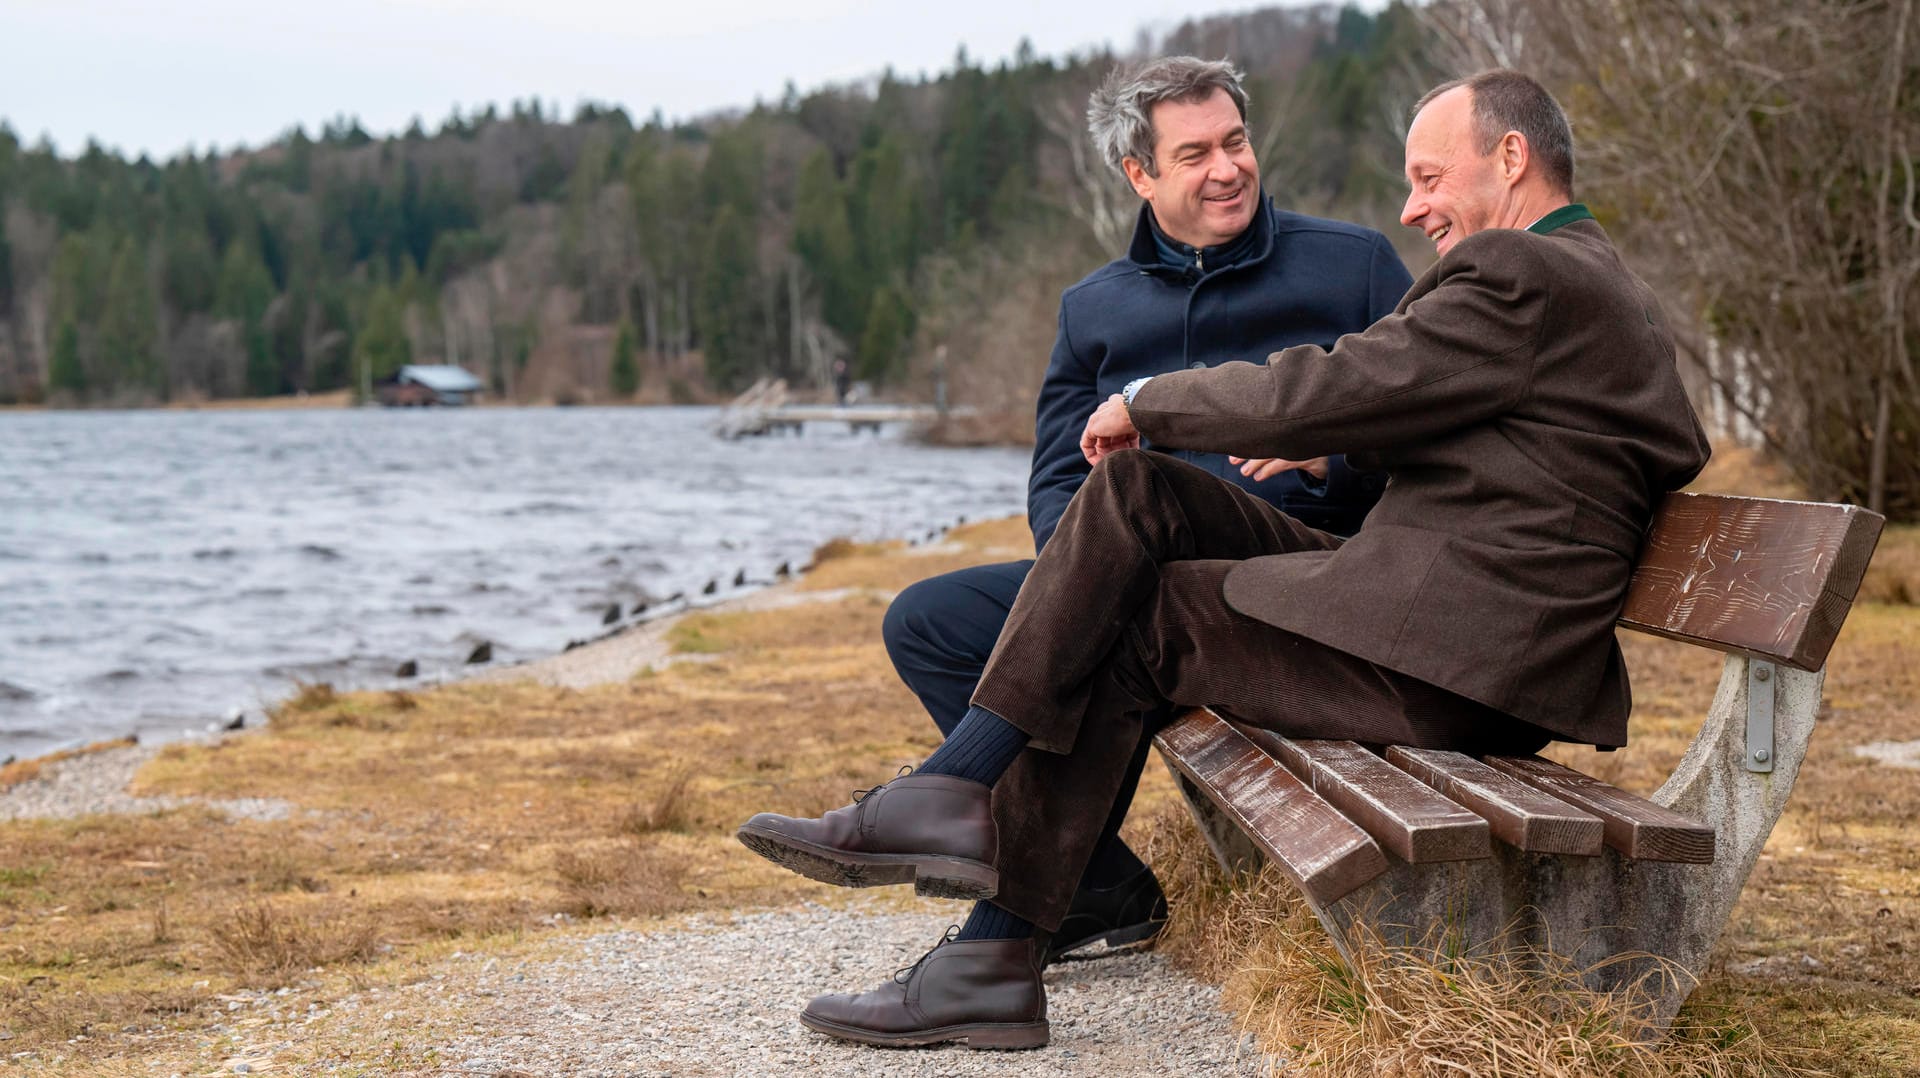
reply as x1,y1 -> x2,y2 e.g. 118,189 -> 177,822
1121,376 -> 1153,407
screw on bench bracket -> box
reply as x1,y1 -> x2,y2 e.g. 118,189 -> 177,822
1746,659 -> 1777,773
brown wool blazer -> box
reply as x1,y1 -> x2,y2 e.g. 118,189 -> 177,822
1128,214 -> 1712,747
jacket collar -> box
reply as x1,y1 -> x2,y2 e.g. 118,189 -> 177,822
1527,203 -> 1595,235
1125,191 -> 1277,279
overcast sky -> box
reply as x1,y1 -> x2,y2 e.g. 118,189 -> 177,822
0,0 -> 1297,161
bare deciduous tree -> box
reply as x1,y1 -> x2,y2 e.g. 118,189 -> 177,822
1037,91 -> 1135,255
1424,0 -> 1920,520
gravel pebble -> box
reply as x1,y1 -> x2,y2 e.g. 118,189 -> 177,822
439,902 -> 1268,1076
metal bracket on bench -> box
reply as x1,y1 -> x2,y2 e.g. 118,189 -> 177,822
1746,659 -> 1776,773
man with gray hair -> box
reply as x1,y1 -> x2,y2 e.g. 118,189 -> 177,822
742,56 -> 1410,1049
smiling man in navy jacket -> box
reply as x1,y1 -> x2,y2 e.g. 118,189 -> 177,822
879,56 -> 1411,964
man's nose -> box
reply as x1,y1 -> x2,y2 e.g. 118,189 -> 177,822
1399,190 -> 1425,229
1207,148 -> 1240,181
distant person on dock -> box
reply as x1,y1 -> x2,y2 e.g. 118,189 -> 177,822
831,359 -> 851,406
753,56 -> 1411,1046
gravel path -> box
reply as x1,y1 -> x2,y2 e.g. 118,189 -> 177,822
437,902 -> 1266,1077
0,741 -> 293,822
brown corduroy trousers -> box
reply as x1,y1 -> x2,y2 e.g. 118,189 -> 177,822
971,449 -> 1549,930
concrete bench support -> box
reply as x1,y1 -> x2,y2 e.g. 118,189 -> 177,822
1311,656 -> 1818,1024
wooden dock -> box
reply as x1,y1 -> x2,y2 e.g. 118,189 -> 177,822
713,378 -> 965,438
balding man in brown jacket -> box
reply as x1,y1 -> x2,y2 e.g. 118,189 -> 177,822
739,70 -> 1712,1051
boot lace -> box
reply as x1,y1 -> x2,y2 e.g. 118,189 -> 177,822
893,924 -> 962,984
851,764 -> 913,804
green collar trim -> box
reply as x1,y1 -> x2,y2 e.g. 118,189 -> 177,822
1528,203 -> 1595,235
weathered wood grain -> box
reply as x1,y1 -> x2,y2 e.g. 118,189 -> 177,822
1156,709 -> 1389,904
1236,729 -> 1491,863
1386,746 -> 1605,855
1621,493 -> 1884,670
1483,754 -> 1716,863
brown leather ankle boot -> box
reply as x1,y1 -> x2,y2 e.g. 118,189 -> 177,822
800,933 -> 1048,1050
737,771 -> 998,900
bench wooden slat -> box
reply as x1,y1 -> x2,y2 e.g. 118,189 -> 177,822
1156,709 -> 1389,904
1620,493 -> 1884,671
1385,746 -> 1605,855
1235,729 -> 1491,864
1482,755 -> 1716,863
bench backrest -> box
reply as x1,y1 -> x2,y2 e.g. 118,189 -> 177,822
1620,492 -> 1884,671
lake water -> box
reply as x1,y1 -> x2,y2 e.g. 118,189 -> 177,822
0,406 -> 1031,761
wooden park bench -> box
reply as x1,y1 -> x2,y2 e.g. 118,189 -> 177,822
1154,492 -> 1885,1025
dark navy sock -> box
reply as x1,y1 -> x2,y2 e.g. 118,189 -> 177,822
918,704 -> 1028,786
954,900 -> 1035,942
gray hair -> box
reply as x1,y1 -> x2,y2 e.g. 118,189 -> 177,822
1087,56 -> 1249,178
1413,70 -> 1575,196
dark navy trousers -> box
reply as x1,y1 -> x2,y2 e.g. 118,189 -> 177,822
882,560 -> 1155,892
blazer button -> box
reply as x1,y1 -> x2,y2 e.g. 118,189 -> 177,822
1188,361 -> 1206,369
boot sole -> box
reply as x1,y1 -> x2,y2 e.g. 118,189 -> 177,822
735,823 -> 998,901
800,1010 -> 1048,1050
1044,917 -> 1163,965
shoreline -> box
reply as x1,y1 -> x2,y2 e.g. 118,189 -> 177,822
0,538 -> 922,814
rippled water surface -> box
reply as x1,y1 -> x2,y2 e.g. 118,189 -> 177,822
0,406 -> 1030,760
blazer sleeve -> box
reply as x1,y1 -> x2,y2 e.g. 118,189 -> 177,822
1027,303 -> 1099,554
1315,232 -> 1419,496
1129,232 -> 1546,461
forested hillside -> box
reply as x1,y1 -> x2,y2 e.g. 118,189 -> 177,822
0,3 -> 1430,413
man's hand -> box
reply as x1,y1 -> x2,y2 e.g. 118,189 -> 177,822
1080,394 -> 1141,465
1229,455 -> 1330,482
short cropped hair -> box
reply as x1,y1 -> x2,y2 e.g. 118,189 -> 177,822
1415,70 -> 1575,196
1088,56 -> 1249,178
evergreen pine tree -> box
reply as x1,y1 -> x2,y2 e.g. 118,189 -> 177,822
610,316 -> 639,397
48,320 -> 84,397
697,205 -> 762,390
100,238 -> 160,397
792,150 -> 861,344
855,286 -> 909,383
0,212 -> 13,314
353,285 -> 412,393
216,241 -> 279,395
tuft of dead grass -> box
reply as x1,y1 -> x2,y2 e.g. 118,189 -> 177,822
615,764 -> 698,835
283,681 -> 339,712
1144,808 -> 1804,1078
552,838 -> 690,918
207,900 -> 381,985
806,536 -> 875,565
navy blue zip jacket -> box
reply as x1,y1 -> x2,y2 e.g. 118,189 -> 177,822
1029,195 -> 1414,552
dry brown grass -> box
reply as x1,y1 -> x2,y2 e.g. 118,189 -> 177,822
1147,812 -> 1801,1077
208,900 -> 381,985
614,763 -> 699,834
552,837 -> 691,918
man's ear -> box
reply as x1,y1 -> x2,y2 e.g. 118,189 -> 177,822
1497,131 -> 1530,188
1121,157 -> 1156,201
